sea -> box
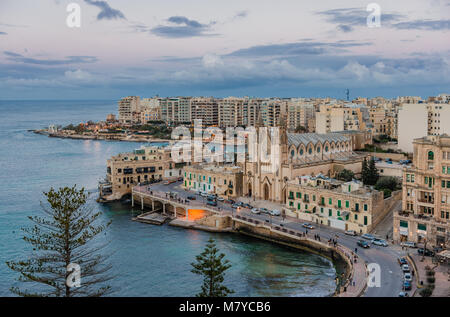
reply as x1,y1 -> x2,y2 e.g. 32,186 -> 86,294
0,100 -> 336,296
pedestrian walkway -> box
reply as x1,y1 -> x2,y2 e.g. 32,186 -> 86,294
411,253 -> 450,297
337,249 -> 367,297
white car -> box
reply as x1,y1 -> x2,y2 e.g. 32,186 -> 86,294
270,209 -> 281,216
345,230 -> 357,236
372,238 -> 388,247
404,272 -> 412,282
401,241 -> 417,248
251,208 -> 261,214
402,264 -> 410,272
217,197 -> 225,202
200,191 -> 208,197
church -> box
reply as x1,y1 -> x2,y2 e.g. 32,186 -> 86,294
241,121 -> 367,204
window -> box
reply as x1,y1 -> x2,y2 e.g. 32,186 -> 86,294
345,201 -> 349,208
329,209 -> 332,217
296,192 -> 301,198
354,214 -> 358,220
428,151 -> 434,160
364,216 -> 367,226
400,220 -> 408,228
418,223 -> 427,231
329,198 -> 332,205
364,204 -> 368,211
297,203 -> 301,210
308,147 -> 312,154
338,200 -> 342,208
291,150 -> 295,157
325,146 -> 329,152
300,149 -> 304,155
355,203 -> 359,211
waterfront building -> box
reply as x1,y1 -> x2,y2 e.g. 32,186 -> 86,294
394,134 -> 450,248
285,175 -> 385,233
160,97 -> 192,124
183,164 -> 243,198
100,145 -> 187,200
118,96 -> 141,124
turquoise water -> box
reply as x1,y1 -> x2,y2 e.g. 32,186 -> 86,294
0,100 -> 336,296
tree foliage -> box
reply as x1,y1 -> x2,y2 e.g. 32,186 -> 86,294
336,169 -> 355,182
191,238 -> 234,297
362,158 -> 379,186
6,186 -> 113,297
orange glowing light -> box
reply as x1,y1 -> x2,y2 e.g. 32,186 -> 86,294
183,209 -> 207,221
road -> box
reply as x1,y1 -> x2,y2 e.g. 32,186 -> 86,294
138,180 -> 407,297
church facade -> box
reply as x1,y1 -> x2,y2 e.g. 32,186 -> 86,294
241,125 -> 367,203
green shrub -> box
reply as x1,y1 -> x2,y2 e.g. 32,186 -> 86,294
427,277 -> 435,284
420,287 -> 433,297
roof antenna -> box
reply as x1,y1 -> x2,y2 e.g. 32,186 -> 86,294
345,89 -> 350,101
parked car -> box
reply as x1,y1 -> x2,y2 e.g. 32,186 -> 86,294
251,208 -> 261,214
177,177 -> 183,181
217,197 -> 224,202
200,192 -> 208,197
372,238 -> 388,247
231,204 -> 240,209
163,181 -> 170,185
270,209 -> 281,216
357,240 -> 370,248
418,248 -> 435,257
259,208 -> 270,214
404,272 -> 412,282
224,199 -> 235,204
243,203 -> 253,209
187,195 -> 196,200
361,233 -> 376,240
403,281 -> 412,291
401,241 -> 417,248
399,258 -> 408,266
402,264 -> 410,272
398,291 -> 409,297
207,200 -> 217,207
207,195 -> 216,201
345,230 -> 357,236
302,223 -> 314,229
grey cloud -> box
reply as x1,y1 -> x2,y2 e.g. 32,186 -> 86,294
0,31 -> 7,35
151,16 -> 215,38
391,19 -> 450,30
84,0 -> 126,20
4,51 -> 98,65
317,8 -> 404,32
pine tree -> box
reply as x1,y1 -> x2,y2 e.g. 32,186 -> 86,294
6,186 -> 113,297
191,238 -> 234,297
361,158 -> 369,184
367,158 -> 380,185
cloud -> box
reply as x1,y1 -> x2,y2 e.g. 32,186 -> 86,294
391,19 -> 450,30
0,31 -> 7,35
151,16 -> 216,38
83,0 -> 126,20
4,51 -> 98,65
64,69 -> 93,81
316,8 -> 404,32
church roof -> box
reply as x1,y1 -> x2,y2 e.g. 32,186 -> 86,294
287,133 -> 349,147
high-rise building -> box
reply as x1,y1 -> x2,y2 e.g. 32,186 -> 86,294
118,96 -> 141,124
191,97 -> 218,126
287,99 -> 315,132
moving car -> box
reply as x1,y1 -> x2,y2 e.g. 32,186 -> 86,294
402,264 -> 410,272
302,223 -> 314,229
401,241 -> 417,248
270,209 -> 281,216
345,230 -> 357,236
372,238 -> 388,247
357,240 -> 370,248
361,233 -> 376,240
398,291 -> 409,297
207,200 -> 217,207
404,272 -> 412,282
403,281 -> 412,291
187,195 -> 196,200
251,208 -> 261,214
418,248 -> 435,257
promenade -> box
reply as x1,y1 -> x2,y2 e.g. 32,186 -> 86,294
133,181 -> 405,297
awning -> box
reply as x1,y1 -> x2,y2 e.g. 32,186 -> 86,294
437,250 -> 450,259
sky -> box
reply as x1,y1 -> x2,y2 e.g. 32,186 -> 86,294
0,0 -> 449,100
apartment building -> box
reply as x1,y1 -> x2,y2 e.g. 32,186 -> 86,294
260,99 -> 287,127
183,164 -> 243,198
394,134 -> 450,248
218,97 -> 245,128
160,97 -> 192,124
100,145 -> 187,200
398,103 -> 450,152
315,105 -> 345,133
118,96 -> 141,124
285,175 -> 384,234
287,99 -> 315,132
191,97 -> 219,126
